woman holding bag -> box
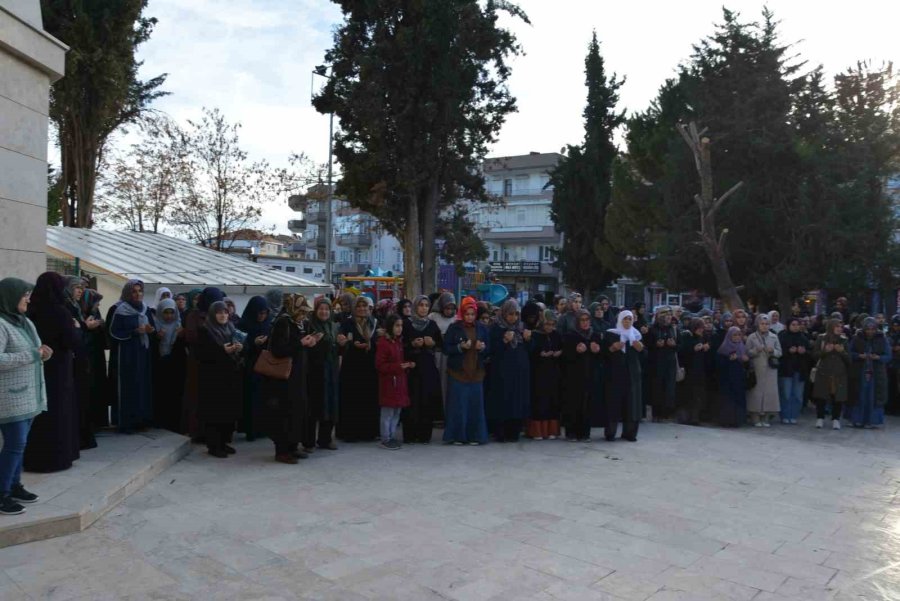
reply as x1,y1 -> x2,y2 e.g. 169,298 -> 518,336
746,314 -> 783,427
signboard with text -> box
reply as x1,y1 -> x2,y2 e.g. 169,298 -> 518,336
488,261 -> 541,275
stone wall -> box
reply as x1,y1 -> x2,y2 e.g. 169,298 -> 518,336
0,0 -> 65,280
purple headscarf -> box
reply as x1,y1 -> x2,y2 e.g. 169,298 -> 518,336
717,326 -> 747,357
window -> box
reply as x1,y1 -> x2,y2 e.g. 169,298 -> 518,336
285,266 -> 296,273
303,267 -> 313,274
538,246 -> 556,262
517,209 -> 526,224
492,250 -> 499,261
503,179 -> 513,196
271,265 -> 282,271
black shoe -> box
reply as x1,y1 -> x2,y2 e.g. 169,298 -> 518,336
292,449 -> 309,459
10,484 -> 38,504
208,448 -> 228,458
224,445 -> 237,455
0,496 -> 25,515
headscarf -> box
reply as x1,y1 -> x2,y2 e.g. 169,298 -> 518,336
654,305 -> 672,325
154,287 -> 173,305
265,289 -> 285,314
588,301 -> 606,333
573,308 -> 592,340
717,326 -> 747,357
522,300 -> 541,330
115,279 -> 150,349
410,294 -> 432,332
185,288 -> 204,311
755,313 -> 770,330
338,291 -> 356,317
457,296 -> 478,325
205,301 -> 236,347
238,295 -> 273,340
64,276 -> 86,319
862,316 -> 878,336
155,298 -> 181,357
432,292 -> 457,315
542,309 -> 558,326
375,297 -> 395,322
396,298 -> 412,318
81,288 -> 102,319
198,287 -> 225,313
0,278 -> 34,330
567,292 -> 582,304
608,309 -> 641,352
476,301 -> 492,322
282,294 -> 312,325
496,299 -> 524,348
351,296 -> 376,340
309,297 -> 338,359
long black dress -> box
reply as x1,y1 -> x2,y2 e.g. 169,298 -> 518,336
401,319 -> 443,443
529,330 -> 562,426
486,324 -> 531,442
647,324 -> 679,419
259,315 -> 307,455
82,301 -> 109,430
601,332 -> 643,441
25,278 -> 80,473
152,335 -> 186,433
677,331 -> 712,425
561,330 -> 603,440
337,317 -> 380,442
195,326 -> 242,450
66,302 -> 97,449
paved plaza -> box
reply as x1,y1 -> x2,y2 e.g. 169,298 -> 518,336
1,418 -> 899,601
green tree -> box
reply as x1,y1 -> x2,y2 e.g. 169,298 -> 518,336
436,207 -> 489,277
47,167 -> 63,226
549,32 -> 624,298
314,0 -> 526,295
43,0 -> 167,228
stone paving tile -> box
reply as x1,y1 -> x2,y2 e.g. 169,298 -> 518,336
3,416 -> 900,600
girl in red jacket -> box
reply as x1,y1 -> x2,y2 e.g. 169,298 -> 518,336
375,314 -> 413,449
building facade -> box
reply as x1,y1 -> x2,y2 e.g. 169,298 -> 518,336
211,230 -> 327,283
0,0 -> 67,280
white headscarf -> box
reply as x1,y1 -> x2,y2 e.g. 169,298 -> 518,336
608,310 -> 641,352
154,287 -> 173,305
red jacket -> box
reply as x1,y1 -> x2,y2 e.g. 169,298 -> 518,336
375,336 -> 410,408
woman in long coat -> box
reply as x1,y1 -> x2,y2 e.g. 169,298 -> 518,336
561,309 -> 602,441
63,277 -> 97,449
527,310 -> 562,440
152,298 -> 185,433
811,319 -> 850,429
337,296 -> 380,442
777,317 -> 811,424
442,297 -> 490,445
238,296 -> 272,441
486,299 -> 531,442
80,289 -> 108,431
305,298 -> 342,451
195,301 -> 243,457
109,279 -> 155,433
182,287 -> 224,440
260,294 -> 316,464
745,314 -> 783,427
402,295 -> 443,444
716,326 -> 750,427
646,306 -> 678,421
677,318 -> 712,425
24,272 -> 80,473
602,310 -> 644,441
846,317 -> 891,428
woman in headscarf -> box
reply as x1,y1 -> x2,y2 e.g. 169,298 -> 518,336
152,298 -> 185,433
305,298 -> 343,451
195,301 -> 242,457
745,313 -> 783,427
561,309 -> 602,441
811,319 -> 850,430
556,292 -> 583,336
0,278 -> 49,514
632,302 -> 649,334
777,317 -> 811,425
602,310 -> 645,441
174,293 -> 188,322
336,291 -> 356,324
716,327 -> 750,427
442,296 -> 489,445
238,296 -> 272,441
109,279 -> 155,433
428,292 -> 458,406
185,288 -> 204,314
337,295 -> 380,442
401,295 -> 443,444
846,317 -> 891,428
223,297 -> 240,326
149,288 -> 173,320
260,294 -> 317,464
63,277 -> 98,449
732,309 -> 751,338
23,272 -> 80,473
182,287 -> 224,441
521,300 -> 542,332
80,288 -> 108,431
768,310 -> 785,334
264,289 -> 284,316
676,318 -> 712,426
486,299 -> 531,442
646,306 -> 678,422
528,310 -> 562,440
396,298 -> 412,322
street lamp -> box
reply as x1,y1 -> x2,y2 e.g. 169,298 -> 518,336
312,64 -> 335,288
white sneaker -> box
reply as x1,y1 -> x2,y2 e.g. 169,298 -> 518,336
815,418 -> 824,429
832,420 -> 841,430
754,422 -> 764,428
762,421 -> 771,428
790,419 -> 798,424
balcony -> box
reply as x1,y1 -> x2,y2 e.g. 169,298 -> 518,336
333,262 -> 371,274
305,205 -> 328,224
336,231 -> 372,247
287,219 -> 307,233
287,194 -> 307,212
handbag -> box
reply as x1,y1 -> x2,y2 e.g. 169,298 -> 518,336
253,335 -> 292,380
756,332 -> 779,369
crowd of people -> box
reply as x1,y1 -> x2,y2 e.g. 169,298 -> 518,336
0,273 -> 897,516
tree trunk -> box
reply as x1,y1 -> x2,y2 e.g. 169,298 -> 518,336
421,180 -> 439,293
404,199 -> 422,296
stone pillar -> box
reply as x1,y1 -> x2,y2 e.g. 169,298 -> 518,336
0,0 -> 66,280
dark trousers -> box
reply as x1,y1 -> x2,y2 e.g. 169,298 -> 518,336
815,398 -> 843,420
205,422 -> 234,451
401,407 -> 434,443
302,419 -> 333,449
605,420 -> 639,441
493,419 -> 522,442
565,418 -> 591,440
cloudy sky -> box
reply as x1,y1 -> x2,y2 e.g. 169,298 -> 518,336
132,0 -> 899,233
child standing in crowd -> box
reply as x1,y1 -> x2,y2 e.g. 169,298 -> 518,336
375,315 -> 413,450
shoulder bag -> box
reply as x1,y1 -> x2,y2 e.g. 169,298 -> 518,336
253,327 -> 292,380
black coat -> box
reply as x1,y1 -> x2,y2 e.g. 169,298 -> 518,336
403,319 -> 444,421
195,327 -> 242,424
530,330 -> 562,421
777,330 -> 811,379
259,315 -> 307,442
601,332 -> 644,424
337,317 -> 379,441
561,330 -> 603,425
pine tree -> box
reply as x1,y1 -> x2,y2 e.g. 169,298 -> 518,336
549,32 -> 624,298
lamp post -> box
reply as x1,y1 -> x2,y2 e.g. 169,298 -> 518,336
313,65 -> 335,288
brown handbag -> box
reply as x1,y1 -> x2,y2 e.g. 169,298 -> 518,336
253,335 -> 292,380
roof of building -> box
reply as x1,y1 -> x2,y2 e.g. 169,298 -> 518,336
46,226 -> 330,293
483,152 -> 563,173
